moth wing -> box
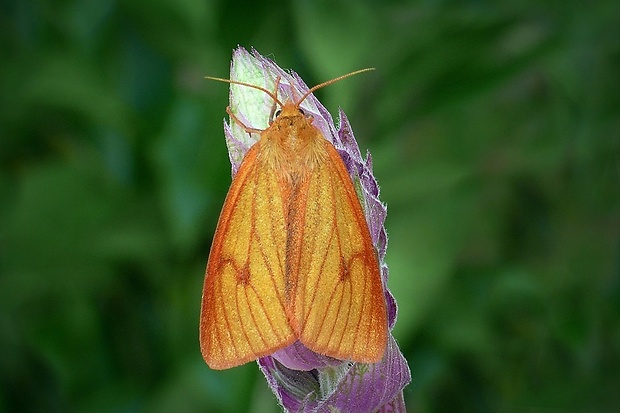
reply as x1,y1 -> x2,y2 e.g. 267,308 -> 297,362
291,138 -> 388,363
200,144 -> 295,370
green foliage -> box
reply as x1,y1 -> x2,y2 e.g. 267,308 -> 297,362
1,0 -> 618,412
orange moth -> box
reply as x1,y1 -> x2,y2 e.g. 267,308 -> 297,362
200,69 -> 387,370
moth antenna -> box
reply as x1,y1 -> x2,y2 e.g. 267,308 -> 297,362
295,68 -> 375,108
205,76 -> 284,107
268,76 -> 282,123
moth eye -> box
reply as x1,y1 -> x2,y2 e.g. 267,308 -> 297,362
298,108 -> 305,116
274,109 -> 282,118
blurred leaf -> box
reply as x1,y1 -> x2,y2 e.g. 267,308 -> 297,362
152,97 -> 221,255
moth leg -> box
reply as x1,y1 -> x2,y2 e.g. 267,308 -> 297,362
226,106 -> 264,134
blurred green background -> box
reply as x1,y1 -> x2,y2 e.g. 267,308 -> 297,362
1,0 -> 618,412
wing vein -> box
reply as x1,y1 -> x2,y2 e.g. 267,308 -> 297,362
318,225 -> 343,348
302,181 -> 338,329
249,169 -> 288,345
324,176 -> 350,352
220,267 -> 240,362
254,169 -> 289,341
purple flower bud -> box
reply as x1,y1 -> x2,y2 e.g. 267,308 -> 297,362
218,46 -> 410,412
